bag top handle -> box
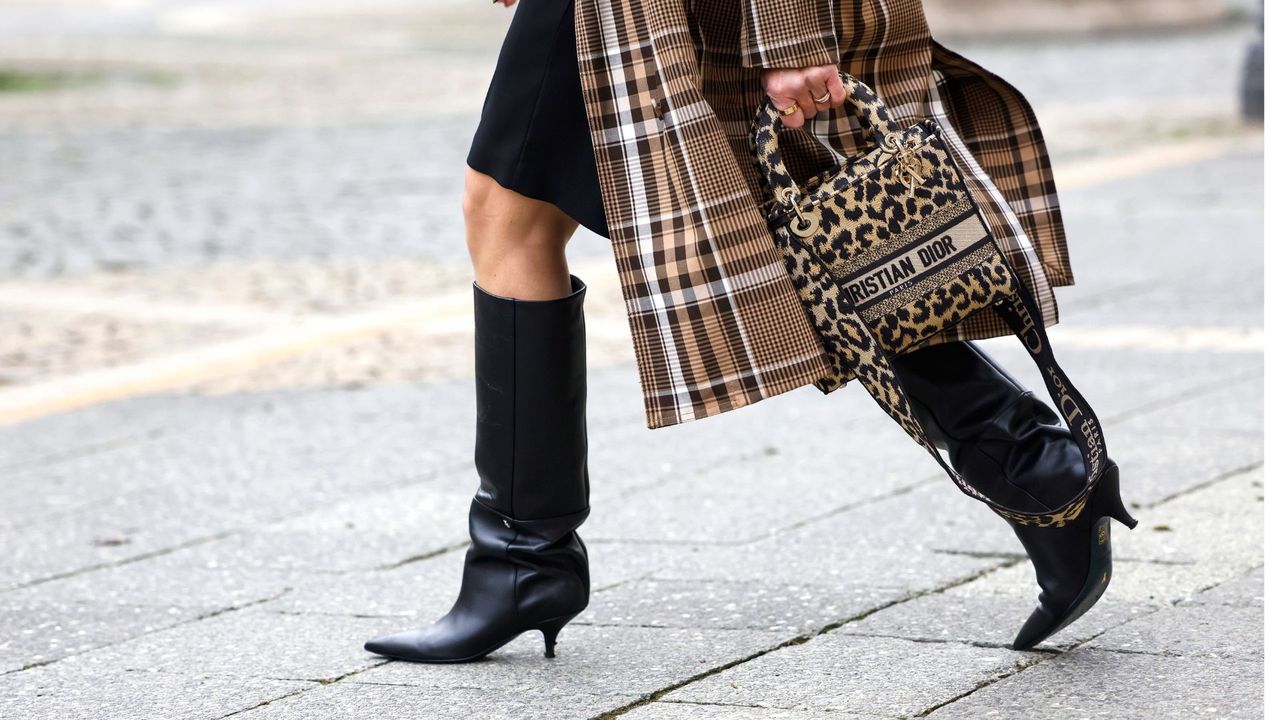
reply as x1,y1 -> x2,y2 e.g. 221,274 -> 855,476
752,70 -> 904,211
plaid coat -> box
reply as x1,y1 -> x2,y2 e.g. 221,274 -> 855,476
573,0 -> 1073,429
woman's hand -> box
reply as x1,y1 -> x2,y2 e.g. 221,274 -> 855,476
762,65 -> 846,129
493,0 -> 517,7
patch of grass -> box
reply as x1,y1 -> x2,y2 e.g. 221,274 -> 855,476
0,67 -> 181,94
135,68 -> 180,88
0,69 -> 80,93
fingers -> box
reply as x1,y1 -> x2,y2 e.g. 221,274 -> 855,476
773,96 -> 806,129
763,65 -> 843,129
807,73 -> 832,111
824,67 -> 846,106
793,91 -> 818,121
766,91 -> 806,129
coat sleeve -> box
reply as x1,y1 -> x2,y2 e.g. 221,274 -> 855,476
739,0 -> 841,69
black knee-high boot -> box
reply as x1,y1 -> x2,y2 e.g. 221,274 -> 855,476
893,340 -> 1136,650
364,275 -> 591,662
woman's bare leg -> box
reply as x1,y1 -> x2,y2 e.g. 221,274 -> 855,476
463,166 -> 579,299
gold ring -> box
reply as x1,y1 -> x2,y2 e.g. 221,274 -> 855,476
779,103 -> 799,117
814,91 -> 831,104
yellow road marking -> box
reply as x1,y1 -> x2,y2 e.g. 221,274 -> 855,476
0,284 -> 295,327
0,295 -> 471,426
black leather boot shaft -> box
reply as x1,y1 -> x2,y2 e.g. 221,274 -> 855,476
473,276 -> 589,520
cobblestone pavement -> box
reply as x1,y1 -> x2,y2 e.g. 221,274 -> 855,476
0,2 -> 1265,718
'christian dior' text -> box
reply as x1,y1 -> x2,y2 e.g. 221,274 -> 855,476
846,235 -> 959,304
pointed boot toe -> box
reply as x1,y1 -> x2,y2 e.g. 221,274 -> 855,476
1011,605 -> 1058,651
361,617 -> 494,664
364,629 -> 424,660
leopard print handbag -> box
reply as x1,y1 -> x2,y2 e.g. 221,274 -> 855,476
752,71 -> 1106,528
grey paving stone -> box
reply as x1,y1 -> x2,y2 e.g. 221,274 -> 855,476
835,578 -> 1157,652
627,702 -> 878,719
579,578 -> 904,634
0,515 -> 214,591
1099,399 -> 1263,508
233,682 -> 634,720
642,477 -> 1019,595
645,534 -> 1003,599
588,441 -> 939,545
2,386 -> 468,493
757,476 -> 1026,558
0,664 -> 313,720
662,633 -> 1032,716
1097,435 -> 1261,519
0,601 -> 207,674
64,610 -> 390,681
2,548 -> 307,611
0,382 -> 486,532
1182,564 -> 1264,607
0,465 -> 453,591
1079,603 -> 1262,661
926,647 -> 1263,719
1066,258 -> 1262,329
262,552 -> 466,619
587,373 -> 941,497
870,478 -> 1028,557
353,624 -> 792,696
0,417 -> 480,589
1101,558 -> 1244,606
0,397 -> 178,475
169,527 -> 456,575
1120,468 -> 1263,568
1051,146 -> 1260,300
576,532 -> 706,589
1117,371 -> 1262,438
170,482 -> 474,573
0,430 -> 173,525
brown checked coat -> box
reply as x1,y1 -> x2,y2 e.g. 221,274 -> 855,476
573,0 -> 1073,429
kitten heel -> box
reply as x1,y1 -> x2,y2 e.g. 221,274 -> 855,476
1092,461 -> 1138,530
538,614 -> 576,658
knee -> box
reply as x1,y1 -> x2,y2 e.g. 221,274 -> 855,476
462,167 -> 575,260
461,166 -> 502,231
